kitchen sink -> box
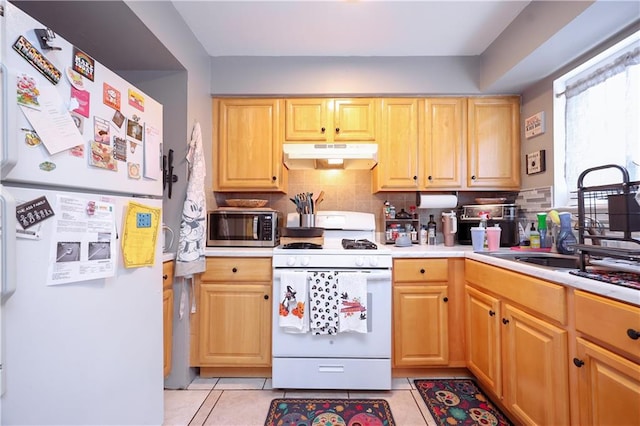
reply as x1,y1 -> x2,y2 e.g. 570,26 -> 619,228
477,251 -> 581,270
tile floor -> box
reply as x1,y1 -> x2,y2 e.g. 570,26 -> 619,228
164,376 -> 471,425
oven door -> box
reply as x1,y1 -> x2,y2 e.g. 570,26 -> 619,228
272,268 -> 391,358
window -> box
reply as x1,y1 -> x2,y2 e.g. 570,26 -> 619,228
553,31 -> 640,207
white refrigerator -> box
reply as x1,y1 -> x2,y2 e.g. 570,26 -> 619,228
0,2 -> 164,424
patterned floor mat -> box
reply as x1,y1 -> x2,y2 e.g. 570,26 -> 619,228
264,398 -> 395,426
414,379 -> 513,425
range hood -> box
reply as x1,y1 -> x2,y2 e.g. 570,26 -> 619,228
283,143 -> 378,170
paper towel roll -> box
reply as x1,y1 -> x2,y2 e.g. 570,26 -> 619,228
416,194 -> 458,209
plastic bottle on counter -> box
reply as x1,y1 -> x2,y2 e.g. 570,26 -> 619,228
419,225 -> 428,245
427,214 -> 437,245
530,222 -> 540,249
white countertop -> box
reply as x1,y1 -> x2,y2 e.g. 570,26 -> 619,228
203,244 -> 639,306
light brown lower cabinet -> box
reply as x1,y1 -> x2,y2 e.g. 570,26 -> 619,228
573,290 -> 640,426
392,258 -> 466,368
191,257 -> 272,369
163,260 -> 174,378
465,260 -> 570,425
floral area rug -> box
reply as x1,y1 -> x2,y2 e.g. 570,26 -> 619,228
264,398 -> 395,426
414,379 -> 513,426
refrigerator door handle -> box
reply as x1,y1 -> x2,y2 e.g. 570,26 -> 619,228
0,185 -> 17,303
0,63 -> 18,177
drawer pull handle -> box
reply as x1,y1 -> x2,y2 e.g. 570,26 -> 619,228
573,358 -> 585,368
627,328 -> 640,340
232,267 -> 238,273
502,318 -> 509,325
489,310 -> 495,317
420,268 -> 425,274
163,274 -> 168,280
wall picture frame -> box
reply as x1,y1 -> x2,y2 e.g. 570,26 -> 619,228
526,150 -> 546,175
525,111 -> 545,138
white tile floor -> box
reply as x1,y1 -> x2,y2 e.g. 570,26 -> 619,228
163,376 -> 469,426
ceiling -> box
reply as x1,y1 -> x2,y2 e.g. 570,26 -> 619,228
171,0 -> 531,57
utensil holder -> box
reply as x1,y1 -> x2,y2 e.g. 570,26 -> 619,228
299,214 -> 315,228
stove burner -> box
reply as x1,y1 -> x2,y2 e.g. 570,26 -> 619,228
282,242 -> 323,250
342,239 -> 378,250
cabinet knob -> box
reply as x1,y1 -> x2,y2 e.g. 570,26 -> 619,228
489,310 -> 495,317
232,267 -> 238,273
163,274 -> 168,280
573,357 -> 585,368
627,328 -> 640,340
502,318 -> 509,325
335,127 -> 340,133
471,175 -> 477,180
443,297 -> 448,303
428,175 -> 433,181
264,294 -> 269,300
272,176 -> 277,181
321,127 -> 326,133
420,268 -> 425,274
413,176 -> 417,181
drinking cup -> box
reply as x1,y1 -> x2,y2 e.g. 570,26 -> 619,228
486,227 -> 502,252
471,227 -> 486,252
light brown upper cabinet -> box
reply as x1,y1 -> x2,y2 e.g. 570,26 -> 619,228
467,97 -> 521,189
213,98 -> 286,192
422,98 -> 466,189
284,98 -> 377,143
373,98 -> 419,191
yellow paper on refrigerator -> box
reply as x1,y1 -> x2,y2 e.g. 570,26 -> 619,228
121,201 -> 160,268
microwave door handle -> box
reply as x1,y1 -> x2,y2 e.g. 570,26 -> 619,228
253,217 -> 259,240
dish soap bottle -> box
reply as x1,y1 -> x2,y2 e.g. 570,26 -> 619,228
427,214 -> 437,245
530,222 -> 540,249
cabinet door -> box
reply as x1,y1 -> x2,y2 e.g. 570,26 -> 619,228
215,98 -> 284,191
163,287 -> 173,377
393,285 -> 449,366
333,98 -> 377,141
502,304 -> 570,426
373,98 -> 419,191
465,285 -> 502,397
575,337 -> 640,426
198,283 -> 271,366
467,97 -> 520,189
423,98 -> 465,188
284,98 -> 329,141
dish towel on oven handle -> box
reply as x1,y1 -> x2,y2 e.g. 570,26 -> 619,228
309,271 -> 339,335
278,271 -> 308,333
338,272 -> 368,333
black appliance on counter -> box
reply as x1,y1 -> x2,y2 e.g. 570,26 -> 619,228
457,203 -> 520,247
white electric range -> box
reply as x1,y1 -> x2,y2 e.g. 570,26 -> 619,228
271,211 -> 392,390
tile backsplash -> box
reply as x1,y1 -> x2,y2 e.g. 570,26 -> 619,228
211,169 -> 519,232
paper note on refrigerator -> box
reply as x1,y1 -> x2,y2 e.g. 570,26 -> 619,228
121,201 -> 160,268
143,124 -> 162,180
19,84 -> 85,155
46,195 -> 117,285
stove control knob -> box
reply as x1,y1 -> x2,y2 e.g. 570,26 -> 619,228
301,256 -> 311,266
286,257 -> 296,267
355,256 -> 365,267
368,256 -> 379,267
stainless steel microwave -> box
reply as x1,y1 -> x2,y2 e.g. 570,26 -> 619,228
207,208 -> 280,247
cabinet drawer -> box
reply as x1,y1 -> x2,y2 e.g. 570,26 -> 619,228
465,260 -> 566,324
201,257 -> 272,282
163,260 -> 174,290
575,290 -> 640,358
394,258 -> 448,283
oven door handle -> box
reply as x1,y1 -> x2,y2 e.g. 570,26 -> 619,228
273,269 -> 391,281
